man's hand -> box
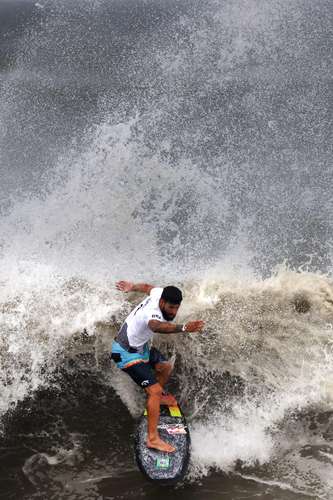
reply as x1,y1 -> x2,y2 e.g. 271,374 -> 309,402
184,320 -> 204,332
116,281 -> 134,293
116,281 -> 154,294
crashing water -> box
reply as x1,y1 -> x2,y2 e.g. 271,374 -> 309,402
1,270 -> 333,497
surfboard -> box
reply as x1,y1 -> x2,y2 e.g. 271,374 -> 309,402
134,401 -> 191,484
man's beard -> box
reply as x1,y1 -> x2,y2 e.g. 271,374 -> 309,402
161,309 -> 175,321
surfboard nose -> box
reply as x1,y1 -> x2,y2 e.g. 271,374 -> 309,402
135,404 -> 191,484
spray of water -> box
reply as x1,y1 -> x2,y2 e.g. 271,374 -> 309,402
0,0 -> 332,496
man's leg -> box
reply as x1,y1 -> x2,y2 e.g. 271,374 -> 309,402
154,361 -> 172,388
154,362 -> 177,406
145,383 -> 176,453
120,358 -> 176,453
149,348 -> 177,406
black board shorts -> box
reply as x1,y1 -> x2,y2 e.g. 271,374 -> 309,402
112,345 -> 168,389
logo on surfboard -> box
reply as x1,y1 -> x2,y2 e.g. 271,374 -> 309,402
158,423 -> 187,435
155,456 -> 171,469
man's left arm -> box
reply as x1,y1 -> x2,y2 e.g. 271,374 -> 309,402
148,319 -> 204,333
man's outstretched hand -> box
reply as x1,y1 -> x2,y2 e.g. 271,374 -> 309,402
184,320 -> 205,332
116,281 -> 134,293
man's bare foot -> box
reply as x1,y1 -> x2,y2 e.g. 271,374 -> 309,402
147,437 -> 176,453
160,393 -> 177,406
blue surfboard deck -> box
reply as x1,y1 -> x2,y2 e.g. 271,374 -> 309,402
134,403 -> 191,484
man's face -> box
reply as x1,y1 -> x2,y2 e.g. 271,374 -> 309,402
159,299 -> 180,321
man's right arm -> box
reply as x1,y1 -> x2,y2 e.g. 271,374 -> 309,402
116,281 -> 154,294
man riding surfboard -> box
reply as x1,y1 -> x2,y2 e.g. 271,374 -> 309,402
111,281 -> 204,453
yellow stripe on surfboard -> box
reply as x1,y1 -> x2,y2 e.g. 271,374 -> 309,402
143,405 -> 181,417
169,406 -> 181,417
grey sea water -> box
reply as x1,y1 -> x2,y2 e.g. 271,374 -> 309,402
0,0 -> 332,498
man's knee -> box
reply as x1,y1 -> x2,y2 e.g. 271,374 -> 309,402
145,383 -> 163,398
155,361 -> 172,375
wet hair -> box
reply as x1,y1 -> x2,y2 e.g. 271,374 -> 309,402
161,286 -> 183,305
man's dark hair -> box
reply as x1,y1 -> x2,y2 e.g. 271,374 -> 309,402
161,286 -> 183,305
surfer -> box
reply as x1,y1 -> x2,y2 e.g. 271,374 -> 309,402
111,281 -> 204,453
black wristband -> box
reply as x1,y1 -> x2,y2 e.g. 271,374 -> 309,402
174,324 -> 184,333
